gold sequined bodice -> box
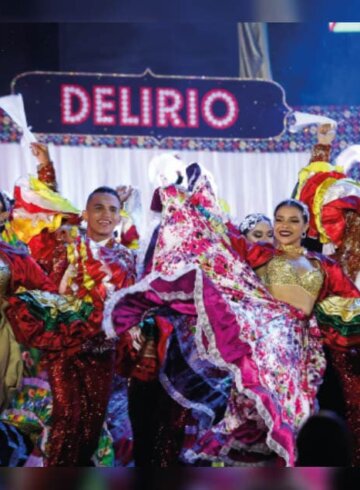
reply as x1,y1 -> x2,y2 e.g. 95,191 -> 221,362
264,255 -> 324,297
257,254 -> 324,315
0,257 -> 11,297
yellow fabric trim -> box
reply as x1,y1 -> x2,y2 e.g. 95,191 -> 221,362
66,243 -> 76,265
24,291 -> 87,318
296,161 -> 343,198
120,209 -> 130,218
127,240 -> 139,250
79,241 -> 95,291
10,214 -> 63,243
29,176 -> 79,213
312,176 -> 338,244
319,296 -> 360,322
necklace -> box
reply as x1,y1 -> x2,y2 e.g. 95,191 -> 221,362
277,243 -> 306,256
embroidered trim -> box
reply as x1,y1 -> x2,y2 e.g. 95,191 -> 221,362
102,264 -> 199,338
191,270 -> 292,466
160,372 -> 216,423
104,264 -> 299,465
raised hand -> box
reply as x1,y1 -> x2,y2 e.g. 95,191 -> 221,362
54,225 -> 79,244
30,143 -> 51,165
116,185 -> 133,206
317,123 -> 336,145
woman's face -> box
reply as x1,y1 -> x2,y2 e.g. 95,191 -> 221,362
246,220 -> 274,244
274,205 -> 308,247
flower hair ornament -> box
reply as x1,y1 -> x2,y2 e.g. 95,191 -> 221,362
239,213 -> 272,235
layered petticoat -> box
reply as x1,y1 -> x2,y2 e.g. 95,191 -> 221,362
3,291 -> 117,466
6,290 -> 104,360
103,177 -> 327,466
104,266 -> 326,467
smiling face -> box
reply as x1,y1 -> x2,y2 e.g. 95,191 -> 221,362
246,220 -> 274,244
83,192 -> 121,242
274,205 -> 308,247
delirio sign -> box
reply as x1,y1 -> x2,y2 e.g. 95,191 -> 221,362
12,69 -> 289,140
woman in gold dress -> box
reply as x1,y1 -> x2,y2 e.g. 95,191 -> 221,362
107,168 -> 360,466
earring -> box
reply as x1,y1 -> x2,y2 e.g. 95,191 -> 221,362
301,231 -> 306,238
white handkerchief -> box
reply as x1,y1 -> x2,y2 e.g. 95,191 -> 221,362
289,111 -> 337,133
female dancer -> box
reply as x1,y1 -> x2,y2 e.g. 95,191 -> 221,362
0,242 -> 57,410
294,124 -> 360,465
0,240 -> 59,464
104,169 -> 359,466
239,213 -> 273,244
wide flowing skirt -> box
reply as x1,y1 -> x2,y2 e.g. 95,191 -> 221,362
104,266 -> 326,466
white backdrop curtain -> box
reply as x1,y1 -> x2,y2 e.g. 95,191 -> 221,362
0,142 -> 311,232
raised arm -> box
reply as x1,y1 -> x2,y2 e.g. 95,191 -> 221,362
30,142 -> 57,191
309,123 -> 335,163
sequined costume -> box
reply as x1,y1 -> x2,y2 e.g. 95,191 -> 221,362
332,212 -> 360,466
0,359 -> 114,467
0,242 -> 57,408
3,155 -> 136,466
295,143 -> 360,465
6,235 -> 136,466
323,228 -> 360,465
0,257 -> 21,412
229,235 -> 360,349
104,173 -> 360,467
0,242 -> 55,465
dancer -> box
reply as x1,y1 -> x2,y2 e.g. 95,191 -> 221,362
239,213 -> 273,244
294,124 -> 360,465
0,242 -> 57,412
8,143 -> 82,276
6,182 -> 136,466
6,143 -> 137,466
1,142 -> 136,466
0,144 -> 111,466
116,185 -> 140,250
104,167 -> 359,466
0,240 -> 61,466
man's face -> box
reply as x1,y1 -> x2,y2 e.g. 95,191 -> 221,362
83,192 -> 121,242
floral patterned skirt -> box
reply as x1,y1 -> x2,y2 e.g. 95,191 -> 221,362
106,266 -> 326,466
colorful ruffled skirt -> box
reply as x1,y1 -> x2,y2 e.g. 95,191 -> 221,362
105,266 -> 326,466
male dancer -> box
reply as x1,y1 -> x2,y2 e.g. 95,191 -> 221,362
45,186 -> 136,466
7,145 -> 136,466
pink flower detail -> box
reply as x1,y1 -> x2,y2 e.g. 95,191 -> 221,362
172,210 -> 186,223
166,186 -> 178,197
190,193 -> 212,208
188,239 -> 209,255
213,255 -> 228,275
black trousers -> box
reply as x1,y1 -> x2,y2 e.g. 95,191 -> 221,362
128,378 -> 188,467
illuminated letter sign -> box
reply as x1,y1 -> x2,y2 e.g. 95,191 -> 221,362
12,69 -> 289,140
